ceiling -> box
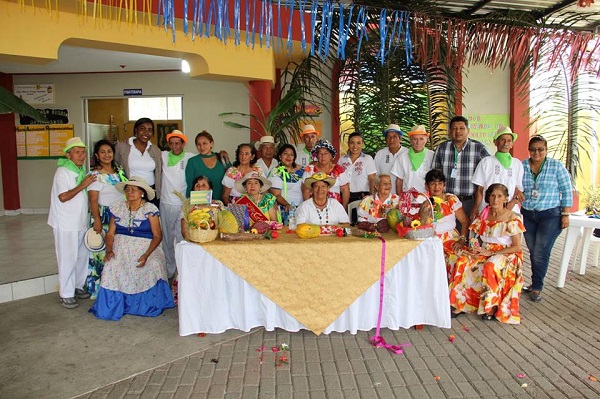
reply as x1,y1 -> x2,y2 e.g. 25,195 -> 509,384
1,0 -> 598,75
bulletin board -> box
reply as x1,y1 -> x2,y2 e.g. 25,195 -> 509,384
16,124 -> 74,159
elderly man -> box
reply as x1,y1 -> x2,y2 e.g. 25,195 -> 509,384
374,124 -> 407,194
432,116 -> 490,219
160,130 -> 194,279
295,124 -> 320,167
255,136 -> 278,177
471,125 -> 524,219
48,137 -> 96,309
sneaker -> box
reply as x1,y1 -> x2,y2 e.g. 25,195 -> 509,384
530,290 -> 542,302
522,285 -> 533,293
60,297 -> 79,309
75,288 -> 91,299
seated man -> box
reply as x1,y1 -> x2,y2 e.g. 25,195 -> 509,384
296,173 -> 350,225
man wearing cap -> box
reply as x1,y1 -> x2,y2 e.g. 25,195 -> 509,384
471,125 -> 524,218
255,136 -> 278,177
432,116 -> 490,219
391,125 -> 434,194
48,137 -> 97,309
374,124 -> 408,194
160,130 -> 195,279
295,124 -> 320,167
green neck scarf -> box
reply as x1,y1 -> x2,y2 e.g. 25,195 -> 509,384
57,158 -> 85,185
495,152 -> 512,169
197,152 -> 217,159
408,148 -> 426,171
167,150 -> 186,167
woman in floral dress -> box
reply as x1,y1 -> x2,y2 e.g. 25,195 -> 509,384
86,139 -> 128,298
221,143 -> 260,205
420,169 -> 470,279
234,171 -> 278,222
449,183 -> 525,324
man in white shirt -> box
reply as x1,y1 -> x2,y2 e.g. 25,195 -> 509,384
374,124 -> 407,194
48,137 -> 96,309
295,124 -> 320,168
255,136 -> 278,177
160,130 -> 195,279
471,125 -> 525,218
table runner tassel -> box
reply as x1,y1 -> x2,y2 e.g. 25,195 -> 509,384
369,236 -> 411,355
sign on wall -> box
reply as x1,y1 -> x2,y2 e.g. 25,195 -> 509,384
464,114 -> 510,154
16,124 -> 74,159
19,108 -> 69,125
14,84 -> 55,104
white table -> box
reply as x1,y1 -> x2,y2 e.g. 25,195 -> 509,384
557,213 -> 600,288
176,237 -> 451,336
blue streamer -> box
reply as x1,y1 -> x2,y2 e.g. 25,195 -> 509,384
191,0 -> 198,39
322,1 -> 333,59
251,0 -> 257,49
378,9 -> 388,64
206,0 -> 214,38
259,0 -> 265,47
156,0 -> 163,26
183,0 -> 189,35
355,6 -> 368,61
224,0 -> 231,43
245,0 -> 250,46
286,0 -> 294,54
299,0 -> 307,53
309,0 -> 318,56
405,13 -> 413,65
336,3 -> 344,59
387,11 -> 398,58
317,1 -> 326,58
234,0 -> 241,45
276,0 -> 282,53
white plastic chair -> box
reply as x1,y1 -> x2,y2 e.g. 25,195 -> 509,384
347,200 -> 362,220
591,235 -> 600,268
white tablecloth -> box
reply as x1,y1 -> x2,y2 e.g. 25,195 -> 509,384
176,237 -> 451,336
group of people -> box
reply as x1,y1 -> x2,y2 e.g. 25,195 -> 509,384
49,115 -> 573,326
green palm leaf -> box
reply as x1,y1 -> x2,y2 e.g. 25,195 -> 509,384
0,86 -> 48,122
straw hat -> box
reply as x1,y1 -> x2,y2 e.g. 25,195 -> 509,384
63,137 -> 87,153
407,125 -> 429,137
84,228 -> 105,252
304,172 -> 335,189
115,176 -> 156,200
166,129 -> 187,144
255,135 -> 277,150
234,171 -> 271,194
300,124 -> 320,137
383,124 -> 404,137
493,125 -> 518,142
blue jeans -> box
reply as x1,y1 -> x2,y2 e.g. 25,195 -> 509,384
522,207 -> 563,291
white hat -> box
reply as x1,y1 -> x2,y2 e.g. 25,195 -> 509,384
383,124 -> 404,137
115,176 -> 156,200
63,137 -> 87,153
407,125 -> 429,137
255,135 -> 277,150
84,228 -> 105,252
493,125 -> 518,142
234,171 -> 272,194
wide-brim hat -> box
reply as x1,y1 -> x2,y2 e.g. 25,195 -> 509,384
115,176 -> 156,200
84,227 -> 105,252
493,125 -> 518,142
166,129 -> 187,144
300,124 -> 320,137
311,139 -> 337,158
63,137 -> 87,153
234,171 -> 271,194
304,172 -> 336,189
255,135 -> 277,150
383,124 -> 404,137
408,125 -> 429,137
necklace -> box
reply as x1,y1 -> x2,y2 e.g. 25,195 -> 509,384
128,201 -> 143,233
314,200 -> 329,225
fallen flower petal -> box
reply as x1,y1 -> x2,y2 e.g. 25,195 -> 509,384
521,383 -> 528,388
434,376 -> 441,381
462,325 -> 470,332
449,334 -> 456,343
517,373 -> 526,379
197,333 -> 206,338
589,375 -> 598,382
271,347 -> 280,352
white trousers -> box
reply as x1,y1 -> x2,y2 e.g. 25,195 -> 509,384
160,202 -> 183,278
53,228 -> 88,298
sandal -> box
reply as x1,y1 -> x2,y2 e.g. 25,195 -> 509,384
450,309 -> 465,318
481,314 -> 495,321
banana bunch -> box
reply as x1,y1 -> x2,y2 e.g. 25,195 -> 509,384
188,208 -> 215,229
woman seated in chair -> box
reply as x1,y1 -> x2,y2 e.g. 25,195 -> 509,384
419,169 -> 470,278
296,173 -> 350,226
356,174 -> 400,231
449,183 -> 525,324
90,177 -> 174,321
234,171 -> 278,222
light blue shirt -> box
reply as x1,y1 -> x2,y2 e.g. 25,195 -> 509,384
522,157 -> 572,211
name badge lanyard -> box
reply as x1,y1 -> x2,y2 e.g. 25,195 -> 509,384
531,158 -> 545,199
450,148 -> 460,179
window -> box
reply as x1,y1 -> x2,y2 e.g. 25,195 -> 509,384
128,96 -> 182,121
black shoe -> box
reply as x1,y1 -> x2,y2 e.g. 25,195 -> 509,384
530,290 -> 542,302
522,285 -> 533,293
450,310 -> 465,318
481,314 -> 495,321
75,288 -> 91,300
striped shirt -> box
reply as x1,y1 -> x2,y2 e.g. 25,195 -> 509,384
522,157 -> 572,211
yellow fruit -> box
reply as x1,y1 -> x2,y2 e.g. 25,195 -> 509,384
386,208 -> 403,230
215,210 -> 239,234
295,224 -> 321,239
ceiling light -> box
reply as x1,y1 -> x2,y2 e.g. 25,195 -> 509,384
181,60 -> 190,73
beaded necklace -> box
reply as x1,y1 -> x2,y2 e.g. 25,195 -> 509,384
314,200 -> 330,225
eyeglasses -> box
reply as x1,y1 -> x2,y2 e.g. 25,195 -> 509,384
528,147 -> 546,153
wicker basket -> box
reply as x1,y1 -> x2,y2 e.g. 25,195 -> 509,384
397,196 -> 435,240
186,220 -> 219,243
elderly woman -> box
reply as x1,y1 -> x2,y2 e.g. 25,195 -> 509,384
86,139 -> 128,299
115,118 -> 162,206
357,174 -> 400,225
90,177 -> 174,321
234,171 -> 278,222
296,173 -> 350,226
521,135 -> 572,302
222,143 -> 261,205
420,169 -> 470,278
449,184 -> 525,324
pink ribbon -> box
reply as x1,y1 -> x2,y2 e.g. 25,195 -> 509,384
369,236 -> 411,355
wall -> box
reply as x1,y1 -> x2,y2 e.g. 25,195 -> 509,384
10,71 -> 249,209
